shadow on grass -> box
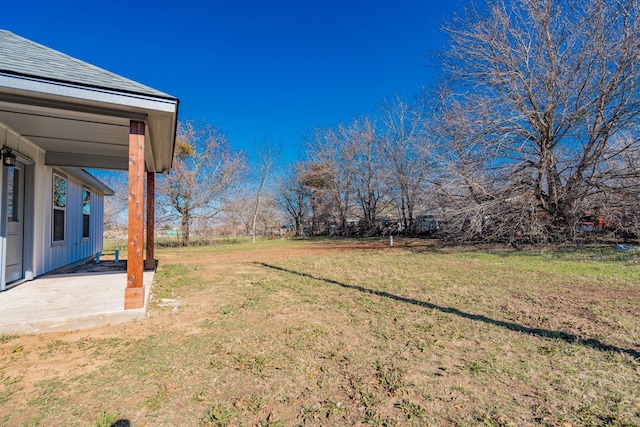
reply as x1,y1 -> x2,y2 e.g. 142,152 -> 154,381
257,262 -> 640,361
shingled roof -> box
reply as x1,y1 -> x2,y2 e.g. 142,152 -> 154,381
0,29 -> 174,100
0,29 -> 179,172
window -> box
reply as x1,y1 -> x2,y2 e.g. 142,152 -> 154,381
53,174 -> 66,242
7,167 -> 19,222
82,188 -> 91,238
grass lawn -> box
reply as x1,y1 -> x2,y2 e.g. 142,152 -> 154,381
1,238 -> 639,426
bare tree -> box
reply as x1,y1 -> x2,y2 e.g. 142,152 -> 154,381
438,0 -> 640,241
220,194 -> 254,238
347,116 -> 389,233
299,160 -> 336,235
430,88 -> 558,243
276,164 -> 310,236
157,120 -> 246,246
379,95 -> 430,232
303,125 -> 356,234
586,134 -> 640,240
251,141 -> 280,242
97,172 -> 128,235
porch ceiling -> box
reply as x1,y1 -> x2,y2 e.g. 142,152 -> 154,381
0,85 -> 178,173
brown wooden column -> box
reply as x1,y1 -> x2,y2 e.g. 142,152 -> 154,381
125,120 -> 146,309
145,171 -> 156,271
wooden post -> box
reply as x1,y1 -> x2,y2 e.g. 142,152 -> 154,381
125,120 -> 145,309
145,171 -> 155,270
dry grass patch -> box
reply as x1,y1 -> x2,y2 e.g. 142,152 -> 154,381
1,238 -> 638,426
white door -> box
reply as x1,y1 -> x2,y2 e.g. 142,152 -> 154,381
5,165 -> 24,283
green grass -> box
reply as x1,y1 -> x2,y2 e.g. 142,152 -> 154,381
93,411 -> 120,427
0,334 -> 18,344
1,238 -> 638,426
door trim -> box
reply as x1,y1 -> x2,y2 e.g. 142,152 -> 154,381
1,159 -> 34,290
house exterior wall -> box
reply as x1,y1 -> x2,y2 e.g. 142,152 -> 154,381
40,168 -> 105,273
0,120 -> 107,282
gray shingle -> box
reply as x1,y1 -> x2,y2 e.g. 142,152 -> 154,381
0,29 -> 175,99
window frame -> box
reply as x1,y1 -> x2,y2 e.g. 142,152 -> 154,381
82,187 -> 91,239
52,173 -> 67,244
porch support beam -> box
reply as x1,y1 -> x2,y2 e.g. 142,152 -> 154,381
145,171 -> 155,271
125,120 -> 145,309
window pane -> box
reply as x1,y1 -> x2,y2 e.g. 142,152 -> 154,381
53,209 -> 65,241
7,168 -> 19,222
54,175 -> 66,207
82,189 -> 91,215
83,214 -> 90,238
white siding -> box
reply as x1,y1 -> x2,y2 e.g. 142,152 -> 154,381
0,120 -> 107,278
1,122 -> 45,281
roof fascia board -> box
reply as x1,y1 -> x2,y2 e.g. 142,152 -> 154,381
0,93 -> 148,122
0,73 -> 178,114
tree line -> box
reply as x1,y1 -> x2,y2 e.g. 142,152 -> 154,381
278,0 -> 640,244
104,0 -> 640,246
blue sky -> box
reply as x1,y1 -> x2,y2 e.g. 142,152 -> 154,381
1,0 -> 460,164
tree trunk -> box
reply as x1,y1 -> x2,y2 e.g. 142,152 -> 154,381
181,211 -> 190,246
295,217 -> 302,236
252,176 -> 268,243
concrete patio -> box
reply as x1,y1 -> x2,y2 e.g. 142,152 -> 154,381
0,271 -> 153,334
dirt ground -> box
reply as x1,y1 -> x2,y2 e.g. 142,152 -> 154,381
3,241 -> 408,416
2,238 -> 638,426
